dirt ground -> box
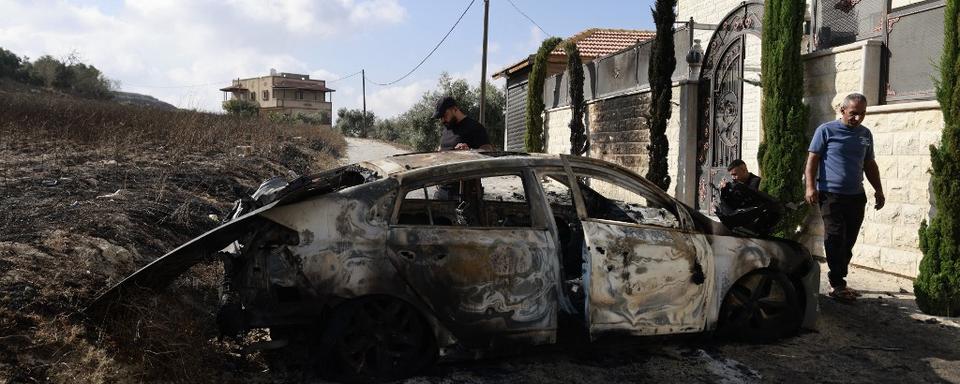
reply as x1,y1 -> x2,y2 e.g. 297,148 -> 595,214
2,135 -> 958,383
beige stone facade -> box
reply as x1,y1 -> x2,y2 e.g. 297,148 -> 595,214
537,0 -> 946,278
221,72 -> 334,126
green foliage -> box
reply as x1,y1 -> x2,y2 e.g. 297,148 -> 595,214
335,108 -> 376,137
646,0 -> 677,191
339,72 -> 505,152
222,99 -> 259,117
525,37 -> 563,153
31,55 -> 72,88
758,0 -> 809,238
269,111 -> 332,126
915,0 -> 960,316
0,47 -> 22,79
0,48 -> 115,99
565,41 -> 587,156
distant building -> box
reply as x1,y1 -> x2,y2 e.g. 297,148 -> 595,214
220,69 -> 335,126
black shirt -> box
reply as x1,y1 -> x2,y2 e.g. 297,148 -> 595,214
440,116 -> 491,150
741,173 -> 761,191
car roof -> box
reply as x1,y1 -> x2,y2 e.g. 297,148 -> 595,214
358,150 -> 666,197
360,151 -> 553,176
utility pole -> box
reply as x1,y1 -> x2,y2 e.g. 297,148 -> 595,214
479,0 -> 489,125
361,69 -> 367,138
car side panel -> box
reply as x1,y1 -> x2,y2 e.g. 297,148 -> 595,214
386,227 -> 558,347
584,221 -> 714,336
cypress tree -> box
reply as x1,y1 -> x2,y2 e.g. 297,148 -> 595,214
758,0 -> 809,238
565,40 -> 588,156
915,0 -> 960,316
525,37 -> 562,153
646,0 -> 677,191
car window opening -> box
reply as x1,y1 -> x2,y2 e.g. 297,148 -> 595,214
397,174 -> 532,228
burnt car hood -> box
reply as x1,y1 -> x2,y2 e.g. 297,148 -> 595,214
86,165 -> 379,312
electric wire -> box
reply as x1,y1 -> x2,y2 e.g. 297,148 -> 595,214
367,0 -> 476,86
327,70 -> 363,83
505,0 -> 550,37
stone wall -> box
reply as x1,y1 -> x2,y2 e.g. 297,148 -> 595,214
797,40 -> 943,277
543,85 -> 683,193
544,107 -> 573,155
587,93 -> 653,176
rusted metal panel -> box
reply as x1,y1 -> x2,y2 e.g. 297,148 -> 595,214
583,221 -> 713,336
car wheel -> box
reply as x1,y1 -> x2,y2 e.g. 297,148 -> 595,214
717,270 -> 802,342
319,295 -> 438,382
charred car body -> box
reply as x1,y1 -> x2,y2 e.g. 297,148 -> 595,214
91,151 -> 819,381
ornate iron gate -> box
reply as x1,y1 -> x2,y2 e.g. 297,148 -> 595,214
696,2 -> 764,213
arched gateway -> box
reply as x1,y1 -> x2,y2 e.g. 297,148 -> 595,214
696,1 -> 763,213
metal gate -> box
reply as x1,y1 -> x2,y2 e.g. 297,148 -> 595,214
696,2 -> 764,213
505,81 -> 528,151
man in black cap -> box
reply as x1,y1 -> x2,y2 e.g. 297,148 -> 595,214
433,96 -> 494,151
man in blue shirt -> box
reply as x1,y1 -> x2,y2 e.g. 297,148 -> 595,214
805,93 -> 885,301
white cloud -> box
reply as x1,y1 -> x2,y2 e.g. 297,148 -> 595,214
0,0 -> 407,111
363,81 -> 429,118
349,0 -> 407,24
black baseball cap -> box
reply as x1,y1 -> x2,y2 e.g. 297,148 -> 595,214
432,96 -> 457,119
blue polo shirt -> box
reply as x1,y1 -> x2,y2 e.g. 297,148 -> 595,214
808,120 -> 875,195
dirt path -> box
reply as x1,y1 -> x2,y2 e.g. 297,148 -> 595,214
343,137 -> 409,164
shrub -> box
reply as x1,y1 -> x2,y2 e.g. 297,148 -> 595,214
758,0 -> 810,238
525,37 -> 562,153
222,99 -> 259,117
915,0 -> 960,316
645,0 -> 677,191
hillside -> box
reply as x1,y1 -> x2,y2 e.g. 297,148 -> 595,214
0,87 -> 345,383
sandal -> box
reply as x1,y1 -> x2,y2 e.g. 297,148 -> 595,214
829,287 -> 857,301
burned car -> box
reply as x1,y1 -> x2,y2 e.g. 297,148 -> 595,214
91,151 -> 819,381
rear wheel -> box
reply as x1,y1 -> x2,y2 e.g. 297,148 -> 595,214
717,270 -> 802,342
319,296 -> 437,382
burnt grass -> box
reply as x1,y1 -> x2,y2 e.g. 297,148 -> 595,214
0,87 -> 345,383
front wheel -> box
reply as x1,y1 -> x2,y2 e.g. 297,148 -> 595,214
716,270 -> 802,343
319,296 -> 438,382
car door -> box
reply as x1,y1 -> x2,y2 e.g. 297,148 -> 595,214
566,164 -> 714,338
386,170 -> 559,347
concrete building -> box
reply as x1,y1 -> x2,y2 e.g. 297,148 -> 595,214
509,0 -> 946,278
220,70 -> 335,126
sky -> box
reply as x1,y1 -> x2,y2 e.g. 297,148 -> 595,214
0,0 -> 657,119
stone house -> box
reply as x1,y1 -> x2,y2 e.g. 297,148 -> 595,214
220,69 -> 335,126
507,0 -> 946,278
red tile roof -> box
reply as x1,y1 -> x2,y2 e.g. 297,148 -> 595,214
493,28 -> 655,79
552,28 -> 656,57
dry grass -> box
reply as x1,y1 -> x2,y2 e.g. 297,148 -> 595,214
0,90 -> 345,159
0,87 -> 346,383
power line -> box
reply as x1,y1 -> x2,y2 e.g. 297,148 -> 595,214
327,70 -> 363,83
505,0 -> 550,37
368,0 -> 476,86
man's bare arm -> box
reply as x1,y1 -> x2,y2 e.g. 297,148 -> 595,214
864,159 -> 885,209
805,152 -> 820,205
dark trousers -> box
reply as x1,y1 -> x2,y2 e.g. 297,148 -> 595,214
818,191 -> 867,288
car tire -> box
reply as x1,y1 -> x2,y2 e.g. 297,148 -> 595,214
716,269 -> 802,343
318,295 -> 438,383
